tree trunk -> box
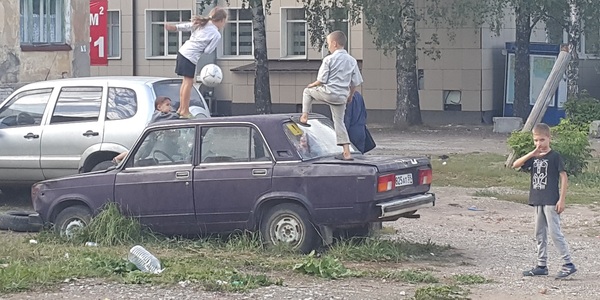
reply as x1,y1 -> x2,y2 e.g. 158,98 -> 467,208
251,0 -> 272,114
567,0 -> 581,98
513,5 -> 532,119
394,2 -> 421,128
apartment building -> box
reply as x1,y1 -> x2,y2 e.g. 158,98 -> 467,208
0,0 -> 90,102
90,0 -> 599,124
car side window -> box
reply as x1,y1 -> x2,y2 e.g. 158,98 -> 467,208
201,126 -> 271,163
50,87 -> 103,124
107,87 -> 137,120
131,127 -> 195,167
0,88 -> 52,127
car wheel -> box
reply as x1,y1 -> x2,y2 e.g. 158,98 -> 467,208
90,160 -> 116,172
260,203 -> 318,253
54,206 -> 92,239
0,211 -> 42,232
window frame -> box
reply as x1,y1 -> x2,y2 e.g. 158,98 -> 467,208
199,125 -> 273,164
218,8 -> 254,59
0,88 -> 54,128
106,87 -> 137,121
321,7 -> 351,58
19,0 -> 67,46
145,9 -> 193,59
107,10 -> 121,59
49,86 -> 104,125
127,125 -> 197,169
280,7 -> 307,59
561,20 -> 600,59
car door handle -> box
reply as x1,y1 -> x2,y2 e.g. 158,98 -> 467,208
23,133 -> 39,139
83,130 -> 99,137
175,171 -> 190,179
252,169 -> 268,176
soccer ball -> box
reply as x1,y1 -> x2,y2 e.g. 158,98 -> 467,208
199,64 -> 223,87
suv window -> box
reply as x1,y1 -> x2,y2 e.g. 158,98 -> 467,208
0,88 -> 53,127
152,81 -> 205,110
132,127 -> 195,167
51,87 -> 103,124
107,87 -> 137,120
200,126 -> 271,163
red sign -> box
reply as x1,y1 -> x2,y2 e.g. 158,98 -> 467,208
90,0 -> 108,66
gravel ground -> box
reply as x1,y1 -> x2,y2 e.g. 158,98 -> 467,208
2,125 -> 600,300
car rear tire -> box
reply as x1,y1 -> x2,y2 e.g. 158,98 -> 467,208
0,211 -> 42,232
54,205 -> 92,239
90,160 -> 116,172
260,203 -> 319,253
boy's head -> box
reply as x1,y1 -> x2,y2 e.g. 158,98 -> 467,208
155,96 -> 172,113
532,123 -> 551,152
326,31 -> 347,53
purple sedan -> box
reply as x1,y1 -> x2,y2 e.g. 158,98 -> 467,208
29,114 -> 435,252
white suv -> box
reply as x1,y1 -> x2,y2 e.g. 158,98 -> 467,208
0,76 -> 210,188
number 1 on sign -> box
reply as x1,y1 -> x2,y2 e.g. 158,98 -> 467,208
93,36 -> 105,58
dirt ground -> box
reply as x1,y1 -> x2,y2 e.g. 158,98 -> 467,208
2,124 -> 600,300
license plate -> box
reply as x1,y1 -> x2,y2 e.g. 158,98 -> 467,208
395,173 -> 413,187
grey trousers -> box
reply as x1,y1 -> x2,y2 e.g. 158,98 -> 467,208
534,205 -> 572,266
302,86 -> 350,146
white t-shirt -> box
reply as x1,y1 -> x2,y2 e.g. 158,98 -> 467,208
317,49 -> 363,97
176,22 -> 221,65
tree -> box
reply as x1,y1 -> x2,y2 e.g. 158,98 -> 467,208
198,0 -> 272,114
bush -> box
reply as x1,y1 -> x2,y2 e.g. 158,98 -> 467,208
565,92 -> 600,132
507,119 -> 593,175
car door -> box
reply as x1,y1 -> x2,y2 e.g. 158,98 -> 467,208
0,88 -> 54,183
114,125 -> 197,235
40,86 -> 106,179
194,125 -> 273,233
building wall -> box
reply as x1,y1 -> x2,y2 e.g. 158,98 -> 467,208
0,0 -> 90,102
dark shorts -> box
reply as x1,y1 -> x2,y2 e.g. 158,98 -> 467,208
175,52 -> 196,78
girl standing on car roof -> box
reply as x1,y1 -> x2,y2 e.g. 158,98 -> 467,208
165,7 -> 228,119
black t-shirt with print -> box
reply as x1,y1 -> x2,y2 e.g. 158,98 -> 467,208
522,150 -> 565,206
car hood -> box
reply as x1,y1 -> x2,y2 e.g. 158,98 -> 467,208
38,168 -> 118,187
312,155 -> 430,172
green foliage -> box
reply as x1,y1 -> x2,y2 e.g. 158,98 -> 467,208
413,285 -> 470,300
507,119 -> 593,175
381,269 -> 439,283
293,251 -> 356,279
73,203 -> 158,246
565,92 -> 600,132
328,238 -> 449,263
452,274 -> 490,285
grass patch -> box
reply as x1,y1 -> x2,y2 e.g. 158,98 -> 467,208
293,251 -> 358,279
413,285 -> 470,300
328,238 -> 450,263
376,269 -> 439,283
433,153 -> 600,205
452,274 -> 490,285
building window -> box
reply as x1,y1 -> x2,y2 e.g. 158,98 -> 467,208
222,9 -> 253,56
19,0 -> 65,44
146,10 -> 192,57
582,23 -> 600,56
282,8 -> 306,57
322,7 -> 350,56
108,11 -> 120,58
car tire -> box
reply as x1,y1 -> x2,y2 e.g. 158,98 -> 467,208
54,205 -> 92,239
90,160 -> 116,172
0,211 -> 42,232
260,203 -> 319,253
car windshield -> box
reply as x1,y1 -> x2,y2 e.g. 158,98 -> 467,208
152,80 -> 205,110
283,118 -> 359,160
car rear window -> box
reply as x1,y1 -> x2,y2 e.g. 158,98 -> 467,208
152,81 -> 205,110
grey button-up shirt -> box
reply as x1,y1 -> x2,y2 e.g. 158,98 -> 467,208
176,22 -> 221,64
317,49 -> 363,97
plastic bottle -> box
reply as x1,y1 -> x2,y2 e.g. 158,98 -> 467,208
85,242 -> 98,247
128,245 -> 163,274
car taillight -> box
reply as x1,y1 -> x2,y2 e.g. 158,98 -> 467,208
419,168 -> 433,185
377,174 -> 395,192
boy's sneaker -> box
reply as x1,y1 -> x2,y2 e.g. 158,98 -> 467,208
555,264 -> 577,279
523,266 -> 548,276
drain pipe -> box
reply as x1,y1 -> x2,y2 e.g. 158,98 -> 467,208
131,0 -> 137,76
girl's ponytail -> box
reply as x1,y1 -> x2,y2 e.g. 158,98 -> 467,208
192,7 -> 228,30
